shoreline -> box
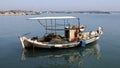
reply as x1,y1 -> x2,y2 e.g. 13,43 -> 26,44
0,10 -> 111,16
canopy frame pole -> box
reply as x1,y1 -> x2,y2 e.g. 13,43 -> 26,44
51,19 -> 53,33
64,19 -> 66,36
37,20 -> 45,27
55,19 -> 56,35
64,19 -> 65,28
45,20 -> 47,34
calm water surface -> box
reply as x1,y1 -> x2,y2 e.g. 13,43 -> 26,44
0,14 -> 120,68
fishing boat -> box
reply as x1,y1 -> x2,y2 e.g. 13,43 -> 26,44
19,16 -> 103,49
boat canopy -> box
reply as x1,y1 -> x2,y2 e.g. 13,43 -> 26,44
28,16 -> 77,20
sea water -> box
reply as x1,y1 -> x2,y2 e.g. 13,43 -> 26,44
0,13 -> 120,68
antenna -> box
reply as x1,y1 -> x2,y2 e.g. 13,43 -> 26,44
78,18 -> 80,28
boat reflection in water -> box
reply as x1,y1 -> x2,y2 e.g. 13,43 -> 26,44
21,42 -> 101,67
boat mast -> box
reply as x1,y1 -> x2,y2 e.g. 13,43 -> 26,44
77,18 -> 80,28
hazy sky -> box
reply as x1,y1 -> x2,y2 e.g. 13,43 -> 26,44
0,0 -> 120,11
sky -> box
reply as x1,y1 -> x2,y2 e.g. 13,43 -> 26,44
0,0 -> 120,11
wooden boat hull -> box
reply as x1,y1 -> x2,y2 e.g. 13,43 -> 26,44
19,36 -> 99,49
